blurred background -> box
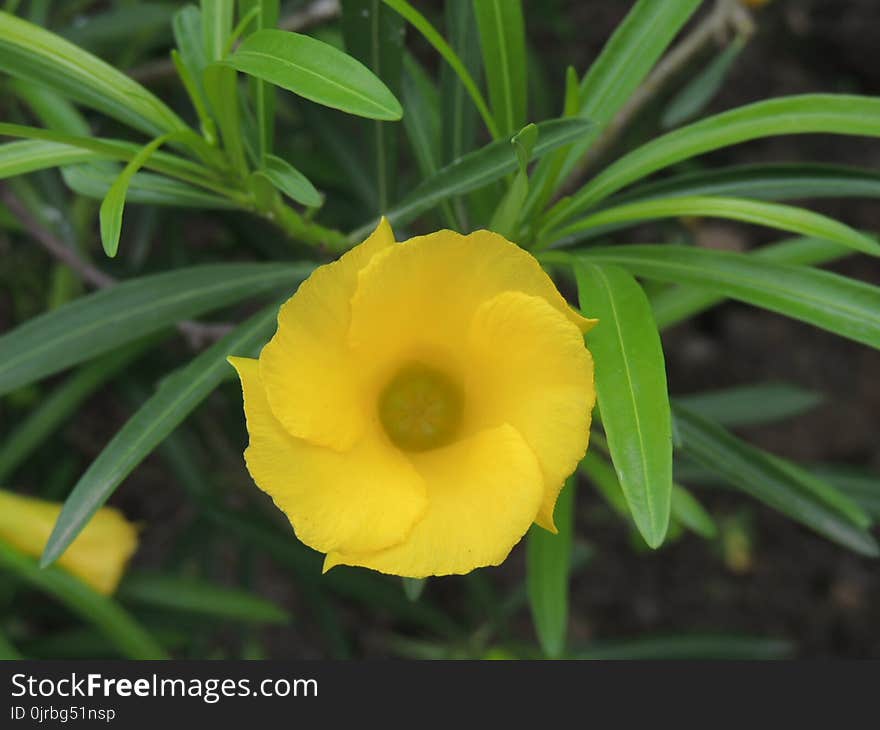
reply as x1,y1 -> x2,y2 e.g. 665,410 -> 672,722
0,0 -> 878,658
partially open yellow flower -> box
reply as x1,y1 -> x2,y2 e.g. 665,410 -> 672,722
0,489 -> 138,594
230,220 -> 596,577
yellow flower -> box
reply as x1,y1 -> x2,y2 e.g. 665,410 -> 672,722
0,489 -> 138,594
230,220 -> 596,577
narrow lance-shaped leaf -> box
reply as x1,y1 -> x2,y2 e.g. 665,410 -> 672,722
675,383 -> 824,428
473,0 -> 528,137
224,28 -> 403,120
547,195 -> 880,257
608,163 -> 880,207
527,0 -> 701,209
40,301 -> 299,569
526,476 -> 575,659
117,572 -> 289,624
0,263 -> 311,395
547,94 -> 880,228
551,245 -> 880,351
383,0 -> 496,136
674,405 -> 878,556
342,0 -> 404,212
100,134 -> 172,257
575,263 -> 672,547
0,540 -> 167,660
258,154 -> 322,208
351,117 -> 592,239
0,10 -> 186,136
0,140 -> 101,179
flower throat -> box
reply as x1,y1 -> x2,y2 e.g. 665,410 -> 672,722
378,362 -> 464,452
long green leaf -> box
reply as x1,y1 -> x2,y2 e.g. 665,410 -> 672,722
676,383 -> 824,427
0,539 -> 167,659
552,245 -> 880,350
342,0 -> 404,212
526,477 -> 574,659
661,36 -> 745,128
118,571 -> 289,624
548,94 -> 880,227
0,342 -> 150,483
575,263 -> 672,547
473,0 -> 527,137
609,163 -> 880,207
576,634 -> 794,660
674,406 -> 878,556
528,0 -> 701,209
39,303 -> 294,568
382,0 -> 496,136
0,10 -> 186,136
239,0 -> 280,161
549,196 -> 880,257
814,466 -> 880,520
402,54 -> 441,177
0,263 -> 312,395
224,28 -> 402,120
440,0 -> 482,164
649,236 -> 852,330
100,135 -> 172,257
352,117 -> 592,238
61,164 -> 238,209
0,140 -> 101,179
259,154 -> 322,207
202,0 -> 233,62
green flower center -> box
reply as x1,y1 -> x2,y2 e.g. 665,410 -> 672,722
378,363 -> 464,452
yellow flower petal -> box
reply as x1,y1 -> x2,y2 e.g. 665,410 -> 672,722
466,292 -> 595,531
347,229 -> 594,392
0,489 -> 137,595
230,355 -> 427,555
259,217 -> 395,451
323,423 -> 544,577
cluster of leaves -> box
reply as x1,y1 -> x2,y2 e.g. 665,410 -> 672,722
0,0 -> 878,659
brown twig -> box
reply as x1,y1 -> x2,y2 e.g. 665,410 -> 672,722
128,0 -> 341,84
560,0 -> 755,196
0,184 -> 234,347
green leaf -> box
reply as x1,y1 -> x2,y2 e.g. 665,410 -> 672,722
670,484 -> 717,540
440,0 -> 482,164
526,477 -> 575,658
676,383 -> 824,427
488,123 -> 536,237
0,10 -> 186,136
581,451 -> 716,540
0,263 -> 311,396
342,0 -> 404,212
8,79 -> 91,135
0,342 -> 150,483
402,577 -> 426,602
0,140 -> 100,179
661,36 -> 745,128
575,263 -> 672,548
0,539 -> 167,659
39,303 -> 293,569
61,164 -> 238,209
648,236 -> 853,330
118,571 -> 289,624
528,0 -> 701,208
548,94 -> 880,227
203,63 -> 247,175
674,405 -> 878,556
609,163 -> 880,207
473,0 -> 527,137
352,117 -> 592,238
402,54 -> 441,177
553,245 -> 880,351
238,0 -> 280,161
202,0 -> 234,62
224,28 -> 402,120
383,0 -> 496,136
575,634 -> 794,660
814,466 -> 880,520
549,195 -> 880,257
99,135 -> 172,257
259,154 -> 322,207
